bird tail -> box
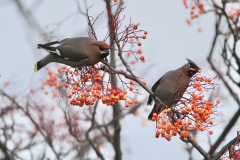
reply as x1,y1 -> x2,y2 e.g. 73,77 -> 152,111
34,61 -> 43,72
38,44 -> 58,54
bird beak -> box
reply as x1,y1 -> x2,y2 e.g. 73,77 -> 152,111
189,67 -> 201,72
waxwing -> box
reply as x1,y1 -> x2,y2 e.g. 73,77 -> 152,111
147,58 -> 201,120
34,37 -> 109,72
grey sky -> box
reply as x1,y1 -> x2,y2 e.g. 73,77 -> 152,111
0,0 -> 236,159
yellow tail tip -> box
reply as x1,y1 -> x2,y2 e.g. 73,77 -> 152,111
34,63 -> 38,72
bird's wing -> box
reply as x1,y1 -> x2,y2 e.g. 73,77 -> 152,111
57,37 -> 91,61
147,75 -> 165,105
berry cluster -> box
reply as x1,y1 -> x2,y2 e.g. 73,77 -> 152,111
152,74 -> 220,141
42,65 -> 140,108
124,27 -> 148,64
183,1 -> 205,32
183,0 -> 204,17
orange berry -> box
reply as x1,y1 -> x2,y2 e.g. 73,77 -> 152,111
192,126 -> 197,130
199,126 -> 205,131
209,121 -> 214,125
157,124 -> 162,129
30,88 -> 35,93
216,99 -> 220,104
87,87 -> 92,92
209,131 -> 213,135
188,121 -> 192,125
133,99 -> 138,103
155,131 -> 160,138
137,42 -> 142,46
56,83 -> 61,89
48,70 -> 53,75
129,38 -> 134,43
52,92 -> 57,98
152,113 -> 158,118
205,78 -> 211,83
68,70 -> 73,74
75,81 -> 80,85
137,49 -> 142,54
133,25 -> 138,30
206,101 -> 214,106
142,81 -> 146,85
186,106 -> 192,111
71,98 -> 77,105
74,71 -> 78,76
144,31 -> 148,35
140,56 -> 145,61
186,19 -> 191,25
67,94 -> 72,98
64,83 -> 69,88
130,80 -> 134,84
50,75 -> 56,81
177,119 -> 182,124
163,109 -> 168,113
189,137 -> 195,141
198,96 -> 202,100
191,5 -> 196,10
114,0 -> 118,2
131,60 -> 136,64
71,90 -> 76,94
73,85 -> 77,90
162,120 -> 167,125
197,2 -> 204,8
152,117 -> 157,121
142,35 -> 146,39
129,86 -> 133,91
196,83 -> 201,87
128,100 -> 133,104
234,151 -> 240,157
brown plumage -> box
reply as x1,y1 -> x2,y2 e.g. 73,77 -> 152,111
147,59 -> 201,120
34,37 -> 109,72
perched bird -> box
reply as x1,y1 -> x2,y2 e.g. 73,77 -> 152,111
147,58 -> 201,120
34,37 -> 110,72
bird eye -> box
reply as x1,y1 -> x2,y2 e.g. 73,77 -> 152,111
99,47 -> 107,51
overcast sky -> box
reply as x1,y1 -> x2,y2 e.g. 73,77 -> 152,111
0,0 -> 239,160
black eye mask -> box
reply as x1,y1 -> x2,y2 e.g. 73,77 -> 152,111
99,47 -> 107,51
